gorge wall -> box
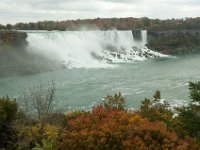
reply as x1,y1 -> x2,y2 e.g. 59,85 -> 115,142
0,31 -> 28,76
0,29 -> 200,76
1,30 -> 200,56
0,31 -> 60,76
0,31 -> 27,53
0,31 -> 28,66
147,30 -> 200,54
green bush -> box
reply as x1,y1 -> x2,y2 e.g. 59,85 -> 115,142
139,91 -> 174,126
0,97 -> 18,149
176,82 -> 200,142
103,92 -> 125,110
0,97 -> 18,124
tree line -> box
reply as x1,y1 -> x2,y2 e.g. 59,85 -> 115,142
1,17 -> 200,31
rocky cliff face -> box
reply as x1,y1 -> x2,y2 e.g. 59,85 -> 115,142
147,30 -> 200,54
0,31 -> 30,76
0,31 -> 27,54
1,30 -> 199,55
0,30 -> 199,76
0,31 -> 61,77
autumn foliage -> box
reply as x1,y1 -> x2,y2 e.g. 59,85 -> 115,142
56,105 -> 197,150
1,17 -> 200,31
0,83 -> 200,149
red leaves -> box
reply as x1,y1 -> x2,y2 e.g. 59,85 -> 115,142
58,106 -> 198,150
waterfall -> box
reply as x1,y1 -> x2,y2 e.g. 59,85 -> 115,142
141,30 -> 147,46
26,30 -> 165,68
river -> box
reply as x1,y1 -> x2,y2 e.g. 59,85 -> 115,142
0,30 -> 200,111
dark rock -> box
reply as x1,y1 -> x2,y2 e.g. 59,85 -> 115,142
147,30 -> 200,54
132,30 -> 142,41
0,31 -> 27,55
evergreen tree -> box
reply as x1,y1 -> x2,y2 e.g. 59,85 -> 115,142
176,82 -> 200,142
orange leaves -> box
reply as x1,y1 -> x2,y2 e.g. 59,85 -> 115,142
129,114 -> 142,124
50,92 -> 199,149
58,106 -> 198,150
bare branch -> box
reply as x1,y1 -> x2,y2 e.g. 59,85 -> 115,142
20,80 -> 56,119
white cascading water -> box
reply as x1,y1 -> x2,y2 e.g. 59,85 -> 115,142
141,30 -> 147,46
26,30 -> 166,68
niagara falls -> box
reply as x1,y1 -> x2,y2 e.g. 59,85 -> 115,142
0,29 -> 199,111
1,0 -> 200,149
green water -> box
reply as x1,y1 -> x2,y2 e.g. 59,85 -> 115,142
0,53 -> 200,111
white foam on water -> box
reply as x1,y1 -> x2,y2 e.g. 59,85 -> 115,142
26,30 -> 167,68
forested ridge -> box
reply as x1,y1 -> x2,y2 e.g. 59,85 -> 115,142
1,17 -> 200,54
1,17 -> 200,31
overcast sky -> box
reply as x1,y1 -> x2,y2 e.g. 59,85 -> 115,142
0,0 -> 200,25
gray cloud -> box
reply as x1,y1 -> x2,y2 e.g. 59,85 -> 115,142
0,0 -> 199,24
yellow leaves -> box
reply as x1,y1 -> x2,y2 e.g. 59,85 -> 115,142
44,124 -> 60,140
31,125 -> 41,135
17,125 -> 40,139
129,114 -> 142,124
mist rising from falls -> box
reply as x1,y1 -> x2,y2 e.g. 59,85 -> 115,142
26,30 -> 165,68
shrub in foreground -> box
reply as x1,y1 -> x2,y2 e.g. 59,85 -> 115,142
58,105 -> 198,150
176,81 -> 200,142
0,83 -> 200,149
0,97 -> 18,149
